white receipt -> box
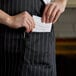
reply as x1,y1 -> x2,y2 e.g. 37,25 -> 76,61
32,15 -> 52,32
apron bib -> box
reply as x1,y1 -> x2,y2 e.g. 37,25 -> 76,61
0,0 -> 56,76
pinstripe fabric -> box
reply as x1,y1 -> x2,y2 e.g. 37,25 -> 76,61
0,0 -> 56,76
21,28 -> 56,76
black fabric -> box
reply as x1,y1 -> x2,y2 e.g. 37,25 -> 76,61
0,0 -> 56,76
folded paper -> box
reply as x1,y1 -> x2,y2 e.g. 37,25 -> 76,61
32,15 -> 52,32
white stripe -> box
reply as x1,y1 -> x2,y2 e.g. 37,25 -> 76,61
42,33 -> 44,76
46,33 -> 49,76
33,33 -> 36,76
3,0 -> 6,74
38,33 -> 41,76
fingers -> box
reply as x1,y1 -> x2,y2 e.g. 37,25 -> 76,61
42,3 -> 55,23
23,18 -> 34,33
49,6 -> 58,23
52,10 -> 61,23
42,4 -> 50,22
26,12 -> 35,28
42,2 -> 64,23
24,18 -> 32,32
46,3 -> 55,23
23,11 -> 35,32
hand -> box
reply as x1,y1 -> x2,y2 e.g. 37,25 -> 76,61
42,1 -> 67,23
9,11 -> 35,32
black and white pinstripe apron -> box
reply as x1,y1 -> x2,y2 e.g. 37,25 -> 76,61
0,0 -> 56,76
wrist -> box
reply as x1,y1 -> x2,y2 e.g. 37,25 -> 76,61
55,0 -> 67,6
55,0 -> 68,10
0,10 -> 13,27
5,16 -> 13,26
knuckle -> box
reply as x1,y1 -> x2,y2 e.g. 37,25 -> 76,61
46,12 -> 50,17
47,3 -> 50,5
22,15 -> 25,19
56,6 -> 59,10
22,13 -> 26,18
22,12 -> 25,15
52,2 -> 56,6
23,11 -> 28,16
52,13 -> 55,17
24,11 -> 28,14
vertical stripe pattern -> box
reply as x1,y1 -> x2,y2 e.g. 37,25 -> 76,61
0,0 -> 56,76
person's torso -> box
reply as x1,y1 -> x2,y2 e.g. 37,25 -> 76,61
0,0 -> 45,35
0,0 -> 45,16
